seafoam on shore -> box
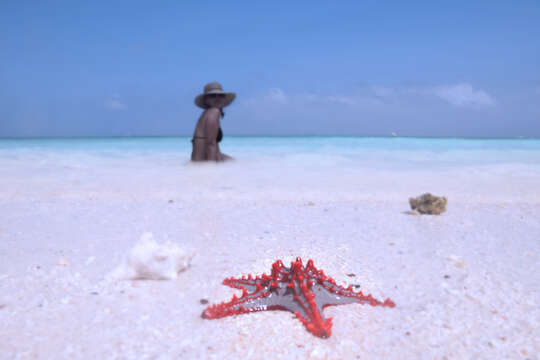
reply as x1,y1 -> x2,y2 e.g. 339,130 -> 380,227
0,137 -> 539,359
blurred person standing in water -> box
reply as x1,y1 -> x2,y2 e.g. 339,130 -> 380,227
191,82 -> 235,162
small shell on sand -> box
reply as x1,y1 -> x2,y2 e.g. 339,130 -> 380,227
56,256 -> 71,266
109,233 -> 193,280
447,255 -> 467,268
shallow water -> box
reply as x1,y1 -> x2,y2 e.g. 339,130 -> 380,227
1,137 -> 539,204
2,136 -> 540,164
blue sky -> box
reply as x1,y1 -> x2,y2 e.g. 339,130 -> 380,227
1,1 -> 539,137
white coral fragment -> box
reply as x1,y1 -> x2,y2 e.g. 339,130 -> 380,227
109,233 -> 193,280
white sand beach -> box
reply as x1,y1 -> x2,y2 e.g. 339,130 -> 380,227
0,138 -> 539,359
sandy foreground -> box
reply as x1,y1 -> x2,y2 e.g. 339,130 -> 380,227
0,158 -> 539,359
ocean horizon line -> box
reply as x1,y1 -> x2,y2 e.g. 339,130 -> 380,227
1,135 -> 540,141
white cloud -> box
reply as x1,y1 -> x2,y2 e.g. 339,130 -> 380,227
242,83 -> 495,111
265,88 -> 287,104
244,88 -> 385,108
371,86 -> 396,99
304,93 -> 382,106
431,83 -> 495,108
325,95 -> 356,105
105,95 -> 127,110
242,88 -> 288,106
304,94 -> 356,105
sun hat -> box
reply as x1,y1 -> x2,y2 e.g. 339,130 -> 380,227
194,82 -> 236,109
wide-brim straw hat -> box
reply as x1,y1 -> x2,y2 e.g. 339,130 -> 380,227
194,82 -> 236,109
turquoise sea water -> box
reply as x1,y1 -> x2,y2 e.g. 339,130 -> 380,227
1,136 -> 539,166
1,137 -> 539,203
0,136 -> 540,174
1,136 -> 540,150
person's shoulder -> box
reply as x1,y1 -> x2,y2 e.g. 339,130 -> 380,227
203,108 -> 220,127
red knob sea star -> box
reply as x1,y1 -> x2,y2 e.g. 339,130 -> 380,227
202,257 -> 395,338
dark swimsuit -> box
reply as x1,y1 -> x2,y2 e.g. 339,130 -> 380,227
192,127 -> 223,143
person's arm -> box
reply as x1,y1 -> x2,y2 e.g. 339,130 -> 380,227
204,108 -> 220,161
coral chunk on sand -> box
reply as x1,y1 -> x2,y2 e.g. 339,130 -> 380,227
109,233 -> 192,280
409,193 -> 447,215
